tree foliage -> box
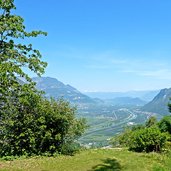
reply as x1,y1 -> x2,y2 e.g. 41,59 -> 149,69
110,128 -> 132,147
0,0 -> 86,157
128,126 -> 168,152
0,0 -> 47,108
0,94 -> 86,156
111,116 -> 169,152
158,116 -> 171,134
168,100 -> 171,113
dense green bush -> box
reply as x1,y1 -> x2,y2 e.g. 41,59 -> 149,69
110,128 -> 132,147
0,92 -> 86,157
158,116 -> 171,134
128,126 -> 168,152
111,116 -> 169,152
61,142 -> 83,155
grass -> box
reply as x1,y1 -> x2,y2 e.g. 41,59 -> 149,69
0,149 -> 171,171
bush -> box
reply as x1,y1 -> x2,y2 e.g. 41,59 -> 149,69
0,93 -> 86,157
61,142 -> 82,155
128,126 -> 168,152
110,128 -> 133,147
158,116 -> 171,134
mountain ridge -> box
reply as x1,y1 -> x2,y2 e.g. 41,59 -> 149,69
142,88 -> 171,115
31,77 -> 171,113
85,90 -> 160,102
32,77 -> 95,104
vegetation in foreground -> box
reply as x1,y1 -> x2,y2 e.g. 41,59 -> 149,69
0,149 -> 171,171
0,0 -> 86,157
111,114 -> 171,153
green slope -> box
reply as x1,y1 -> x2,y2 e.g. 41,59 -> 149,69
0,149 -> 171,171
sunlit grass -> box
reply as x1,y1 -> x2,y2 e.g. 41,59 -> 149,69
0,149 -> 171,171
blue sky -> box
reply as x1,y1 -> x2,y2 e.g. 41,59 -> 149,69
15,0 -> 171,92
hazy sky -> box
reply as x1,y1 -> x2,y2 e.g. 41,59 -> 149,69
15,0 -> 171,92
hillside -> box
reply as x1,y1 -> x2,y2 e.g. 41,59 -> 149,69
32,77 -> 147,107
32,77 -> 95,104
0,149 -> 170,171
142,88 -> 171,115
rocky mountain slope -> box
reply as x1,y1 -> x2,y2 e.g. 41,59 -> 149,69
142,88 -> 171,115
32,77 -> 95,104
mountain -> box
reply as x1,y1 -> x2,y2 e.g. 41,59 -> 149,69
85,90 -> 159,102
32,77 -> 95,104
142,88 -> 171,115
104,97 -> 147,106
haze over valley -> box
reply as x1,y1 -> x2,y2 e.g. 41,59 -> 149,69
32,76 -> 170,147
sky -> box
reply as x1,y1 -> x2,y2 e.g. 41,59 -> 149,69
14,0 -> 171,92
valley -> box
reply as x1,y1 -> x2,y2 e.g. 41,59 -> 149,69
78,105 -> 159,147
32,77 -> 169,147
2,2 -> 171,170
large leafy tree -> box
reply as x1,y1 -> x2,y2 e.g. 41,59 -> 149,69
0,0 -> 86,156
0,0 -> 47,108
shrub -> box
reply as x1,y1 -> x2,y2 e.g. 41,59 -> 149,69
61,142 -> 82,155
110,128 -> 133,147
158,116 -> 171,134
128,126 -> 168,152
0,93 -> 86,157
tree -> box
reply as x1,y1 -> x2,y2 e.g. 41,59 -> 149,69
0,0 -> 87,156
0,0 -> 47,109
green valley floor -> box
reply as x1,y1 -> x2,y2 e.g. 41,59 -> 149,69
0,149 -> 171,171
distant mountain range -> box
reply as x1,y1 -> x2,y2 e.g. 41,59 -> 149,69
32,77 -> 95,104
142,88 -> 171,115
32,77 -> 148,107
104,97 -> 146,106
85,90 -> 159,102
31,77 -> 171,114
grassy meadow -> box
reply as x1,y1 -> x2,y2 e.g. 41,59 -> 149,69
0,149 -> 171,171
